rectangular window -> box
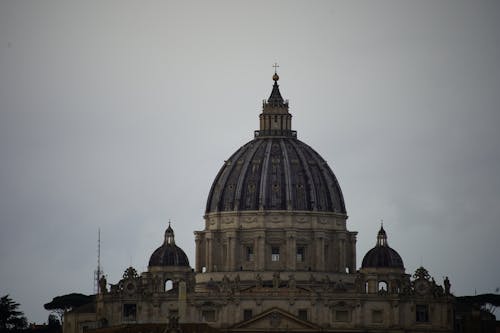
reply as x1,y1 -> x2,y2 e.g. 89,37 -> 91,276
335,310 -> 349,322
416,304 -> 429,322
202,310 -> 216,322
296,247 -> 305,262
246,246 -> 254,262
243,309 -> 253,321
298,309 -> 308,321
123,304 -> 137,321
372,310 -> 383,323
271,247 -> 280,262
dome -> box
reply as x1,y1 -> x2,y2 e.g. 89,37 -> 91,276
205,72 -> 346,214
206,138 -> 346,213
148,224 -> 190,267
361,226 -> 404,269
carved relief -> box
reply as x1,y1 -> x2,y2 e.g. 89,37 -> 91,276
296,216 -> 308,223
270,216 -> 282,223
223,216 -> 234,224
244,216 -> 257,223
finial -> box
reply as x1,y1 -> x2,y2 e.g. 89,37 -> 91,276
165,220 -> 175,244
272,62 -> 280,81
376,221 -> 388,246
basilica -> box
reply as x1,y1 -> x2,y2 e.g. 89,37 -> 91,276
64,72 -> 454,333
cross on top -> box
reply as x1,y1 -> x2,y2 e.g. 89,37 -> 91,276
273,62 -> 279,73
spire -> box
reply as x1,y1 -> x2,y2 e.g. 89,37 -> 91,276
254,64 -> 296,138
376,222 -> 388,246
165,220 -> 175,245
268,63 -> 285,106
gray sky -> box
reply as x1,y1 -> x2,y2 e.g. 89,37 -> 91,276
1,0 -> 499,323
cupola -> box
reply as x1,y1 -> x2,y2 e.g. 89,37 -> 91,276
149,223 -> 190,267
361,225 -> 404,270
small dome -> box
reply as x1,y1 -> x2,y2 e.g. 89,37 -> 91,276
148,224 -> 190,267
361,226 -> 404,269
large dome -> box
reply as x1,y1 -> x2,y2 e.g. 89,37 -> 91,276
206,73 -> 346,214
206,137 -> 346,213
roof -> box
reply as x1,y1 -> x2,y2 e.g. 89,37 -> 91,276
148,225 -> 190,267
88,323 -> 222,333
205,137 -> 346,213
361,226 -> 404,269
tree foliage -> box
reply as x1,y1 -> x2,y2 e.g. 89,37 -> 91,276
0,294 -> 28,332
457,293 -> 500,307
47,314 -> 60,328
457,293 -> 500,314
44,293 -> 92,312
44,293 -> 93,322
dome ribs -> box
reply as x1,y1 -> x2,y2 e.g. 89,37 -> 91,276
285,141 -> 308,211
206,138 -> 347,214
207,142 -> 251,212
279,139 -> 293,210
301,142 -> 346,212
149,243 -> 190,267
361,227 -> 404,270
324,165 -> 347,213
268,140 -> 287,210
289,139 -> 318,211
234,140 -> 265,210
258,140 -> 273,210
303,146 -> 333,211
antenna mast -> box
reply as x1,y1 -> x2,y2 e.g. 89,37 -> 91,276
93,228 -> 103,294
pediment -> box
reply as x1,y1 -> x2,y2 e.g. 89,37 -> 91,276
230,307 -> 320,331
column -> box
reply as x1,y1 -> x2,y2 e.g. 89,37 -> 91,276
349,233 -> 357,273
338,234 -> 346,273
178,281 -> 187,322
194,232 -> 203,273
256,231 -> 266,270
206,234 -> 212,272
227,231 -> 237,271
314,232 -> 325,271
286,231 -> 296,270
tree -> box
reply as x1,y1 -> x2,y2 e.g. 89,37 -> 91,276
0,294 -> 28,332
47,314 -> 60,328
456,293 -> 500,314
44,293 -> 92,323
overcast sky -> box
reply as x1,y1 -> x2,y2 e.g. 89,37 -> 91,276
1,0 -> 499,324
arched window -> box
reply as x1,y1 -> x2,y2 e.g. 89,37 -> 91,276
378,281 -> 388,292
165,280 -> 173,292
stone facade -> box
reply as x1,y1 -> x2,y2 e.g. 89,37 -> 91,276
64,73 -> 454,333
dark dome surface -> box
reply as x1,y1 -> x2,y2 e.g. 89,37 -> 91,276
361,226 -> 404,269
149,244 -> 190,267
149,225 -> 190,267
206,137 -> 346,213
361,246 -> 404,269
